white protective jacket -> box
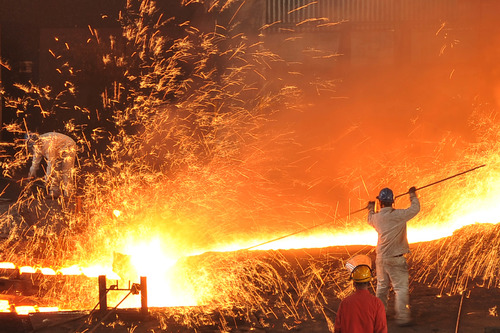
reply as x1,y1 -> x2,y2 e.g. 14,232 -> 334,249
367,192 -> 420,258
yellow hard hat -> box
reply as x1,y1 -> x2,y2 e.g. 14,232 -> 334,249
351,265 -> 372,283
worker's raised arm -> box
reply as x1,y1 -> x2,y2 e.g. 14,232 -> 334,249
367,201 -> 376,226
392,186 -> 420,221
28,146 -> 43,178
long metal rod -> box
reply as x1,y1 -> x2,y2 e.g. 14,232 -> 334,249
455,278 -> 468,333
455,290 -> 465,333
244,164 -> 486,251
87,290 -> 133,333
394,164 -> 486,199
244,205 -> 365,250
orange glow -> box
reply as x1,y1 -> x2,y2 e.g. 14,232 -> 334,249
106,162 -> 497,309
2,162 -> 496,311
1,0 -> 498,315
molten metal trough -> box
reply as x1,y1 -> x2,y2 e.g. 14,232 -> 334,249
0,265 -> 149,333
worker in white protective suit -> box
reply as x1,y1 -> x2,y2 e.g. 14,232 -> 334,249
26,132 -> 77,198
367,187 -> 420,327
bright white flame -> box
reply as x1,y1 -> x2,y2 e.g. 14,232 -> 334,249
40,267 -> 56,275
58,265 -> 83,275
19,266 -> 37,274
81,265 -> 120,280
0,300 -> 11,313
126,239 -> 177,276
0,262 -> 15,269
15,306 -> 36,315
121,238 -> 197,307
38,307 -> 61,313
13,305 -> 62,314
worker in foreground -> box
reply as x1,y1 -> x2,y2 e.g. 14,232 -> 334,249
334,254 -> 387,333
367,186 -> 420,327
26,131 -> 77,198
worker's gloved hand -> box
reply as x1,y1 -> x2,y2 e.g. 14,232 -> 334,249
409,186 -> 417,194
367,201 -> 375,210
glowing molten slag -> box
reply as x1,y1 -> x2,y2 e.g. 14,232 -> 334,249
110,164 -> 498,309
2,165 -> 496,313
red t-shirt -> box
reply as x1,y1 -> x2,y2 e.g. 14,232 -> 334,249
334,289 -> 387,333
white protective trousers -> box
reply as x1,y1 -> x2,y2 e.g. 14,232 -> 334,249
375,255 -> 411,325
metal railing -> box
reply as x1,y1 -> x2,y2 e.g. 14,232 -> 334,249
265,0 -> 477,32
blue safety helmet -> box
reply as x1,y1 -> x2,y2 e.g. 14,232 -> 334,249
377,187 -> 394,204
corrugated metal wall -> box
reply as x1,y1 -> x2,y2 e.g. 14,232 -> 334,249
265,0 -> 476,31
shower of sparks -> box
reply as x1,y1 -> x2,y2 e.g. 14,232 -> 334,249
0,0 -> 498,330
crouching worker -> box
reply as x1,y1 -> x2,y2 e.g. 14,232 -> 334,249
26,132 -> 77,198
334,254 -> 387,333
